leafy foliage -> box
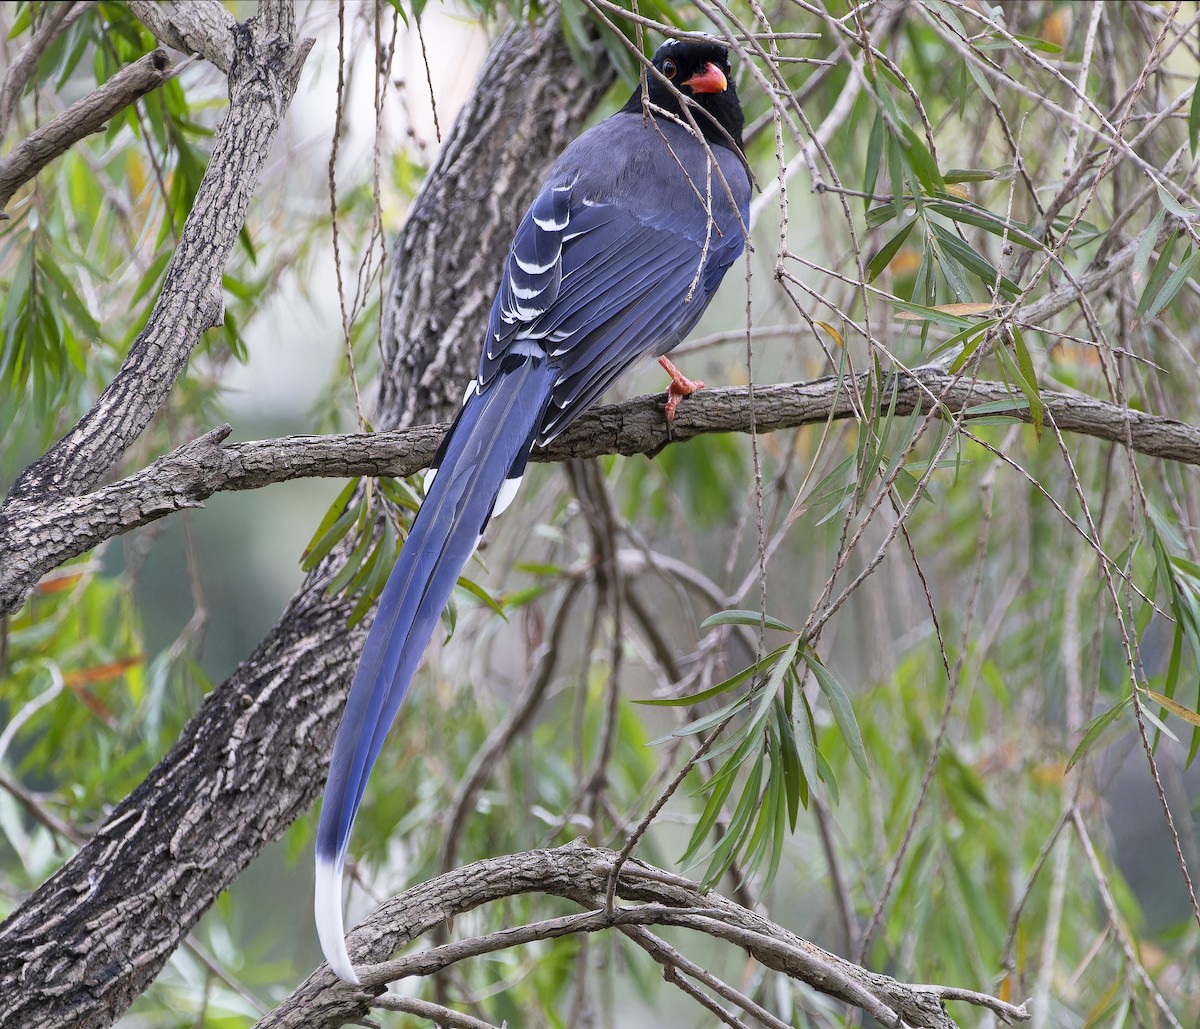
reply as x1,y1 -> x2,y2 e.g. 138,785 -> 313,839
4,0 -> 1200,1026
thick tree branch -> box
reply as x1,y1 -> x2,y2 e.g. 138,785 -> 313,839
0,49 -> 176,215
126,0 -> 237,73
4,10 -> 311,507
258,842 -> 1028,1029
0,17 -> 615,1029
3,366 -> 1197,617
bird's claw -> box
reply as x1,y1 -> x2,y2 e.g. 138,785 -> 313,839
659,355 -> 705,422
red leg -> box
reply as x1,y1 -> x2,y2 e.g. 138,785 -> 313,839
658,355 -> 705,421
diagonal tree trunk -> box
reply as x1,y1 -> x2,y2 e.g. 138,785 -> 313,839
0,13 -> 613,1028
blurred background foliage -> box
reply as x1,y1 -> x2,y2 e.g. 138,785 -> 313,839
2,0 -> 1200,1026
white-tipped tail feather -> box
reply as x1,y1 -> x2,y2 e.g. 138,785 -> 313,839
314,856 -> 359,984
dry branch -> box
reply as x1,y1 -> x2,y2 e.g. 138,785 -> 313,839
3,364 -> 1197,616
0,1 -> 93,141
0,49 -> 176,214
259,841 -> 1028,1029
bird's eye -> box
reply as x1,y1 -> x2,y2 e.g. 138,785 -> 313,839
662,58 -> 677,79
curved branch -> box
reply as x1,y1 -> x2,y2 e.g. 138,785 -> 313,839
128,0 -> 238,72
258,842 -> 1029,1029
4,366 -> 1197,616
0,16 -> 615,1029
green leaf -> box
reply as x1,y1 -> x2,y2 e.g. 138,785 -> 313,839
1134,226 -> 1179,323
930,223 -> 1022,298
899,122 -> 944,195
927,198 -> 1042,250
866,220 -> 916,282
1067,693 -> 1133,772
301,481 -> 359,564
455,575 -> 507,619
806,650 -> 869,776
1141,247 -> 1200,323
863,110 -> 884,208
637,644 -> 790,707
1190,75 -> 1200,156
700,609 -> 796,633
1010,327 -> 1044,434
1131,208 -> 1166,292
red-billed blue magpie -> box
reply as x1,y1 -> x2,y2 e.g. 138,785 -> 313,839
316,37 -> 751,982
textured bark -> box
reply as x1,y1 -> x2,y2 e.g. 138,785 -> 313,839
4,367 -> 1198,618
259,842 -> 973,1029
4,8 -> 307,506
127,0 -> 238,72
0,49 -> 175,213
0,14 -> 612,1029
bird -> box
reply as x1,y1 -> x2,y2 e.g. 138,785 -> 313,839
315,35 -> 752,984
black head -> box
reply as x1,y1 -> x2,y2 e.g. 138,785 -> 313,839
620,38 -> 745,155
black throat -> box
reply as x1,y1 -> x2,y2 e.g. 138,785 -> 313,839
619,41 -> 745,156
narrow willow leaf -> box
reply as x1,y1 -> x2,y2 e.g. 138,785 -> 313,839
813,320 -> 846,348
773,698 -> 804,829
1130,208 -> 1166,291
1142,248 -> 1200,323
944,168 -> 999,183
866,220 -> 916,281
961,397 -> 1030,417
455,575 -> 507,619
1143,688 -> 1200,728
927,199 -> 1041,250
657,694 -> 749,743
1010,327 -> 1044,434
325,512 -> 377,597
900,122 -> 944,194
1134,226 -> 1179,323
1191,75 -> 1200,156
887,299 -> 979,329
1155,182 -> 1195,221
301,493 -> 361,571
637,644 -> 791,707
680,743 -> 749,866
930,223 -> 1021,297
864,110 -> 884,207
1067,693 -> 1133,772
806,651 -> 870,776
700,609 -> 795,633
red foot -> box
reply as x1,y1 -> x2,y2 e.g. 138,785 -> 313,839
658,355 -> 705,422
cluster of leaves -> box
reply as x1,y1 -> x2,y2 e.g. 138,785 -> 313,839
643,608 -> 868,890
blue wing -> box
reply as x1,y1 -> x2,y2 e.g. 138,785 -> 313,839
315,111 -> 750,984
483,114 -> 751,443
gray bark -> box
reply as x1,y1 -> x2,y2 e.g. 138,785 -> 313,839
0,13 -> 612,1029
3,367 -> 1199,619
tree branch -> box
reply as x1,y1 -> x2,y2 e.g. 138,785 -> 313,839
126,0 -> 238,73
4,365 -> 1197,617
0,1 -> 94,142
3,11 -> 312,506
0,16 -> 615,1029
0,49 -> 176,215
257,842 -> 1028,1029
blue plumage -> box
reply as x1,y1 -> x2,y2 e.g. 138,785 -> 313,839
316,37 -> 751,983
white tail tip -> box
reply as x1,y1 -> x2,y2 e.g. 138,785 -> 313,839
314,855 -> 360,984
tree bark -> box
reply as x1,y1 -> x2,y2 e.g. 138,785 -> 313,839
0,13 -> 613,1029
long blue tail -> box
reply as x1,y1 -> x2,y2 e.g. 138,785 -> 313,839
315,355 -> 557,982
